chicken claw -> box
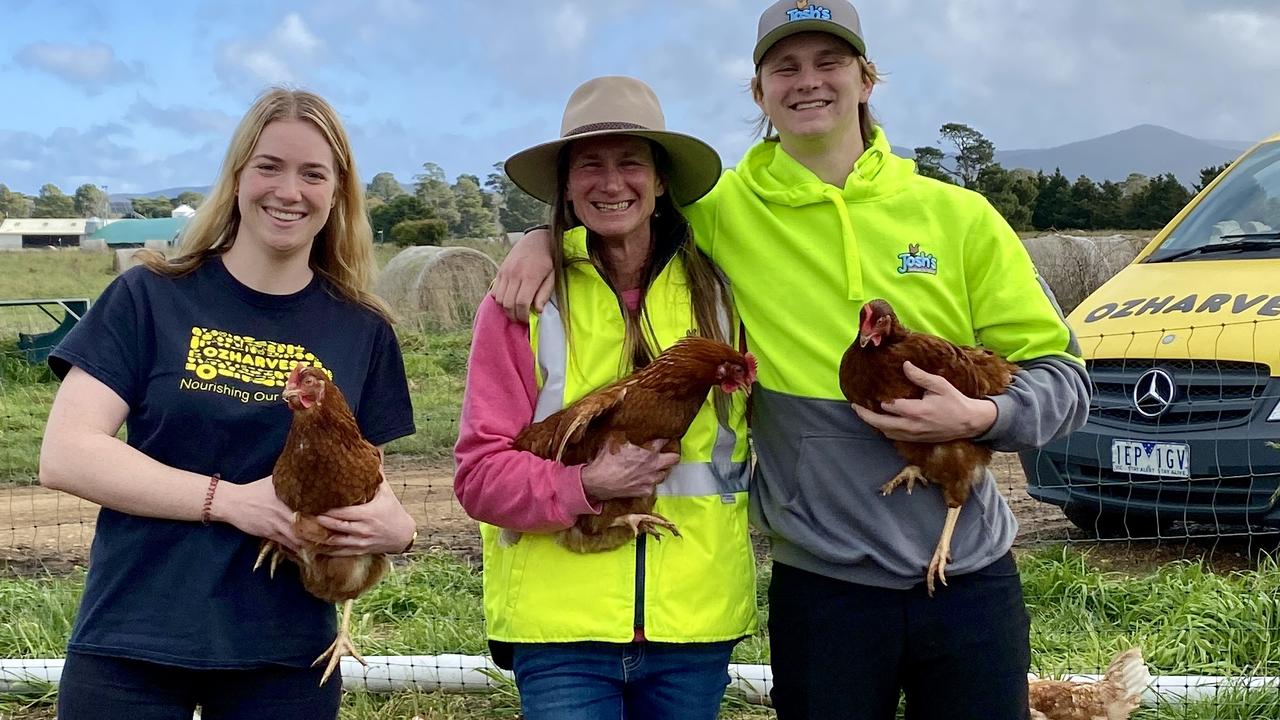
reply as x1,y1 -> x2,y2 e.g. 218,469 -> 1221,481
925,506 -> 962,596
926,542 -> 950,596
253,539 -> 284,578
881,465 -> 929,496
314,599 -> 365,685
611,513 -> 681,540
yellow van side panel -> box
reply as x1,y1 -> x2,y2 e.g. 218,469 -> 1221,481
1068,259 -> 1280,375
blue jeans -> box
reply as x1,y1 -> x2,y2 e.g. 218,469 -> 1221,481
510,641 -> 736,720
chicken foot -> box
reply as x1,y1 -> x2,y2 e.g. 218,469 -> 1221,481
314,599 -> 366,685
880,465 -> 929,496
925,506 -> 961,596
610,513 -> 681,540
253,539 -> 284,578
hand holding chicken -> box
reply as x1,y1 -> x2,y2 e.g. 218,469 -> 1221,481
840,298 -> 1017,594
507,336 -> 755,553
257,364 -> 412,684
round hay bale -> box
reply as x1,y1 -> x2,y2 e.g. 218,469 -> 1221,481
80,238 -> 108,253
1087,234 -> 1147,277
112,248 -> 145,274
375,246 -> 498,330
1022,234 -> 1110,314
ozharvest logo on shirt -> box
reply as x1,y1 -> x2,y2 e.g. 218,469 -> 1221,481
180,327 -> 331,403
897,243 -> 938,275
786,0 -> 832,22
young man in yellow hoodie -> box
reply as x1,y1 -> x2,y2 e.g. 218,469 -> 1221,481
492,2 -> 1089,717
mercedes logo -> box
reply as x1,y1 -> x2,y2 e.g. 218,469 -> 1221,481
1132,368 -> 1177,418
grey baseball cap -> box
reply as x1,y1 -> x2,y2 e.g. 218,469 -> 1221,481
754,0 -> 866,66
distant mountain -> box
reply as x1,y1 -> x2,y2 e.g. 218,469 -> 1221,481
992,125 -> 1245,186
109,186 -> 212,201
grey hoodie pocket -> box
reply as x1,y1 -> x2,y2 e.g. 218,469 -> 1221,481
778,433 -> 939,571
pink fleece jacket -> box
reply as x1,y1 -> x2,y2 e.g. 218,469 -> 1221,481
453,290 -> 642,532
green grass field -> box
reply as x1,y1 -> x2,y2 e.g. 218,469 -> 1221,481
0,548 -> 1277,718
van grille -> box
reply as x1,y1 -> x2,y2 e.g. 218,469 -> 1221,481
1049,456 -> 1280,515
1086,359 -> 1271,429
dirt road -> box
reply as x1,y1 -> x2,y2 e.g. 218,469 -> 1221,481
2,454 -> 1267,575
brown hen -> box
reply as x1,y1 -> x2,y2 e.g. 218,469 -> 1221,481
839,298 -> 1017,594
1029,647 -> 1152,720
257,363 -> 391,684
507,335 -> 755,553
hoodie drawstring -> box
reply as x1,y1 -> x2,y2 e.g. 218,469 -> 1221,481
823,187 -> 863,301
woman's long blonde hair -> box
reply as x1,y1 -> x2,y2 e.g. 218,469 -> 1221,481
141,87 -> 390,320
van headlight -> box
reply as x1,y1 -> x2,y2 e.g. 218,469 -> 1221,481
1271,399 -> 1280,421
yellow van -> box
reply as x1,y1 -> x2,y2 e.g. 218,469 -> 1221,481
1022,132 -> 1280,537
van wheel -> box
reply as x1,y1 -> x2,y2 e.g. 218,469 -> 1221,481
1063,504 -> 1166,539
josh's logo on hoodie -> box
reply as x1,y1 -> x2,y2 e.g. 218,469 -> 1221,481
897,243 -> 938,275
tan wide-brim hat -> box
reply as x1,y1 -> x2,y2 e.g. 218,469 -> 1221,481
754,0 -> 866,66
504,76 -> 722,207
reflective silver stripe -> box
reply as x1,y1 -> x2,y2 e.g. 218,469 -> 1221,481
533,298 -> 567,422
705,291 -> 742,491
657,462 -> 749,496
711,410 -> 737,477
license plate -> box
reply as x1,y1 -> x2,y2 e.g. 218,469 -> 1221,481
1111,440 -> 1190,478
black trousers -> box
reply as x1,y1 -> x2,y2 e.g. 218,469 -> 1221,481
767,553 -> 1031,720
57,651 -> 342,720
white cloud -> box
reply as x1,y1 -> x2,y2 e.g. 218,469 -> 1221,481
277,13 -> 322,55
0,124 -> 222,194
128,99 -> 238,137
14,42 -> 140,91
859,0 -> 1280,149
214,13 -> 325,90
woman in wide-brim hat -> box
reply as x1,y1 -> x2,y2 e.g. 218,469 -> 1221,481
454,75 -> 756,720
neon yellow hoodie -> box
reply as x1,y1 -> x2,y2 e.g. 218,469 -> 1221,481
682,128 -> 1089,587
683,126 -> 1081,401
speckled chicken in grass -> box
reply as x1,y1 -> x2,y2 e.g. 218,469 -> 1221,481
256,363 -> 390,685
504,336 -> 756,553
1029,647 -> 1152,720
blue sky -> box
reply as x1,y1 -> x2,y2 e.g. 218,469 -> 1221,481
3,0 -> 1279,195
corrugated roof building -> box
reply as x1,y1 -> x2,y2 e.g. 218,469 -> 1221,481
88,217 -> 190,248
0,218 -> 112,249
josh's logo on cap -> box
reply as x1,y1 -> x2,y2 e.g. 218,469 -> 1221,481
787,0 -> 833,21
897,243 -> 938,275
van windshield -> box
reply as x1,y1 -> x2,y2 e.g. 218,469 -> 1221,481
1148,140 -> 1280,262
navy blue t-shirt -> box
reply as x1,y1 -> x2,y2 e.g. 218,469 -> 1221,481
49,257 -> 415,668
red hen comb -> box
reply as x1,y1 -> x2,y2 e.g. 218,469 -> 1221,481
744,352 -> 758,385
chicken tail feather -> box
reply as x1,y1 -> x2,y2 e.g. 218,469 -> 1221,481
1103,647 -> 1152,718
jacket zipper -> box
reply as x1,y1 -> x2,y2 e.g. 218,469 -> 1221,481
633,534 -> 646,642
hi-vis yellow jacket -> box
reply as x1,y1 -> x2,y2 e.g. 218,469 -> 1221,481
480,226 -> 757,643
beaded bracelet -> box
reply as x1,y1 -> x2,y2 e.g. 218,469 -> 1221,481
201,473 -> 221,526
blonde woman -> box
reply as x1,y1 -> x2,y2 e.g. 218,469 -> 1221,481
39,88 -> 416,719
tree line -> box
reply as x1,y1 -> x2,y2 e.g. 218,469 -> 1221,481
365,162 -> 545,246
0,164 -> 545,249
1,125 -> 1227,241
0,184 -> 207,221
913,123 -> 1227,232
